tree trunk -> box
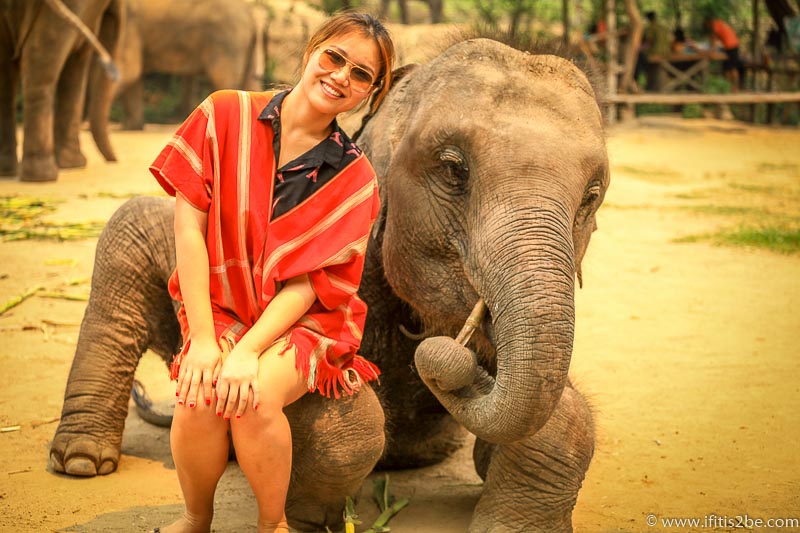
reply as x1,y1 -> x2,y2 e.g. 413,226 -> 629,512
620,0 -> 642,93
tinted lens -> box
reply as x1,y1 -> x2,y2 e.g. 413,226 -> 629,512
318,49 -> 374,92
349,66 -> 374,88
320,49 -> 346,70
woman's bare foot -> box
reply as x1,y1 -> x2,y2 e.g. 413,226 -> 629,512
152,512 -> 212,533
257,520 -> 290,533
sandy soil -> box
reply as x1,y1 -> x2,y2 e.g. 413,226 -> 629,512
1,116 -> 799,533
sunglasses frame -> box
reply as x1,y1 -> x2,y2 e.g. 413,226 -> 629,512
317,48 -> 376,93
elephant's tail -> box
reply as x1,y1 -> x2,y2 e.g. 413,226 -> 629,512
43,0 -> 119,81
131,379 -> 173,427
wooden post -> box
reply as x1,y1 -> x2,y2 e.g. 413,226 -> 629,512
752,0 -> 760,120
605,0 -> 618,125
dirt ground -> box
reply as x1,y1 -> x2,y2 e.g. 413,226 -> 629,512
1,115 -> 799,533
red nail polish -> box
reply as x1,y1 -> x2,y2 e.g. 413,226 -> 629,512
236,415 -> 241,419
254,404 -> 259,411
189,402 -> 195,408
175,391 -> 179,397
224,416 -> 230,421
206,399 -> 211,406
216,411 -> 222,417
178,399 -> 184,406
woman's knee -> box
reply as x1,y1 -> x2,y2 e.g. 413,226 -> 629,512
173,402 -> 228,435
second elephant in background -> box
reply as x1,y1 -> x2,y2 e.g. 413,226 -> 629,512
88,0 -> 268,161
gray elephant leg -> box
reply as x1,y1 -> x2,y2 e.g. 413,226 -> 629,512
0,53 -> 19,177
470,384 -> 594,532
18,8 -> 80,182
50,197 -> 180,476
120,78 -> 145,130
54,44 -> 92,169
284,386 -> 385,531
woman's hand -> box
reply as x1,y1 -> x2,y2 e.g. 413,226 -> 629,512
215,345 -> 261,419
176,337 -> 222,408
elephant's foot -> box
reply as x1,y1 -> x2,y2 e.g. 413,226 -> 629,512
56,147 -> 87,169
49,431 -> 120,476
469,385 -> 595,532
0,154 -> 18,177
20,154 -> 58,182
122,119 -> 145,131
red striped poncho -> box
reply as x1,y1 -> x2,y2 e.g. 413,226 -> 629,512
150,89 -> 380,398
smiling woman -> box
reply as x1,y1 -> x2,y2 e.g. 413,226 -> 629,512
141,11 -> 395,533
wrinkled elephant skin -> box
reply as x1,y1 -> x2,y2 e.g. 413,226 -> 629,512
355,38 -> 609,531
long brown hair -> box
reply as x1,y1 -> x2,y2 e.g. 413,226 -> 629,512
302,12 -> 395,113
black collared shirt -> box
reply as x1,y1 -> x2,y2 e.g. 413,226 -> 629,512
258,90 -> 362,220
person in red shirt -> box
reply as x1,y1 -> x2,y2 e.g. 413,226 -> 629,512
705,16 -> 744,90
149,12 -> 395,533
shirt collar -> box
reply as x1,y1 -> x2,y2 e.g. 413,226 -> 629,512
258,89 -> 348,168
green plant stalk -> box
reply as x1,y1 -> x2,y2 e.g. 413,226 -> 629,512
0,285 -> 43,315
364,498 -> 410,533
37,291 -> 89,302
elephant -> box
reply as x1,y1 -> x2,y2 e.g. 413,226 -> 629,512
50,38 -> 610,532
86,0 -> 269,162
0,0 -> 123,182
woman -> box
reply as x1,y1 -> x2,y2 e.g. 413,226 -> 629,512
149,12 -> 395,533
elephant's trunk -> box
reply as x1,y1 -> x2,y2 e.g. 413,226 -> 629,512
415,212 -> 575,444
87,56 -> 117,162
86,0 -> 124,162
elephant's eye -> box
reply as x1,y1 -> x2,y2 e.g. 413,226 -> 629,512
437,146 -> 469,192
575,180 -> 601,228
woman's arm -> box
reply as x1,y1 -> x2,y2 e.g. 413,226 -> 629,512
240,274 -> 317,354
216,274 -> 317,418
174,194 -> 221,406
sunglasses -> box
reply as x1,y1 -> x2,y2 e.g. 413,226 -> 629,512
318,48 -> 376,93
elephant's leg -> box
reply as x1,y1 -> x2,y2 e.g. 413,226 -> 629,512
54,44 -> 93,169
50,197 -> 180,477
206,55 -> 248,93
284,386 -> 385,531
470,384 -> 594,532
120,78 -> 144,130
0,55 -> 19,177
18,11 -> 79,182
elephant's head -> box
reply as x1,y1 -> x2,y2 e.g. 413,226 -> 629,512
356,39 -> 609,444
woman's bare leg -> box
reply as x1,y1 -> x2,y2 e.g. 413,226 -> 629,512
231,341 -> 307,533
160,399 -> 231,533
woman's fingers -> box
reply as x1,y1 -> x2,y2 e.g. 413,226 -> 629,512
202,368 -> 213,406
251,383 -> 261,412
186,371 -> 202,408
215,380 -> 230,417
177,369 -> 194,405
234,384 -> 250,419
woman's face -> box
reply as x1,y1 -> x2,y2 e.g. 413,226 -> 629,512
300,31 -> 380,117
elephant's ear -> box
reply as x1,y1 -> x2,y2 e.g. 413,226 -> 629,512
572,171 -> 608,288
353,63 -> 419,141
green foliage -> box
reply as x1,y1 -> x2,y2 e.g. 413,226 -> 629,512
675,225 -> 800,254
681,103 -> 704,118
0,196 -> 104,242
718,226 -> 800,254
703,73 -> 731,94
